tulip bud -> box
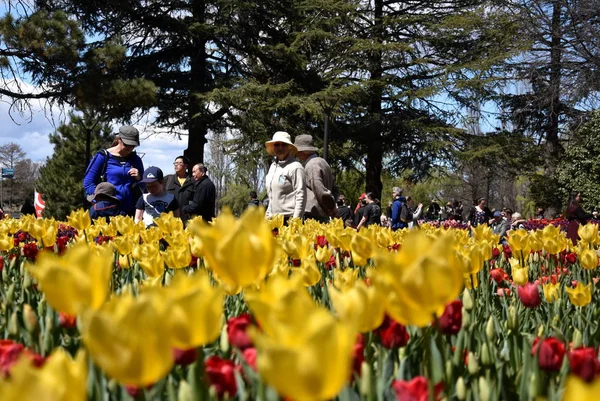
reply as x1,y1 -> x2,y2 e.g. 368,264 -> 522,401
445,359 -> 453,379
359,361 -> 371,396
572,329 -> 583,349
479,377 -> 491,401
178,380 -> 193,401
42,323 -> 53,355
1,264 -> 8,282
220,322 -> 230,353
208,385 -> 219,400
461,308 -> 470,328
467,352 -> 479,374
456,377 -> 467,400
508,305 -> 518,331
532,252 -> 539,262
528,373 -> 539,399
37,296 -> 46,318
22,270 -> 32,289
500,341 -> 510,361
23,304 -> 38,333
462,290 -> 474,310
107,379 -> 119,393
481,343 -> 492,366
536,325 -> 544,338
6,283 -> 15,305
486,316 -> 495,342
132,278 -> 139,294
8,310 -> 18,336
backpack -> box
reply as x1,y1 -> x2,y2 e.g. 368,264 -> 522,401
400,202 -> 410,223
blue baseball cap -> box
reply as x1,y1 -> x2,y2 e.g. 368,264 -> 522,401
493,211 -> 502,217
141,166 -> 164,183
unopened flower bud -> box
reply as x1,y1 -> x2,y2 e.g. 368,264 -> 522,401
536,325 -> 544,338
467,352 -> 479,374
208,385 -> 219,400
164,271 -> 173,286
528,373 -> 539,399
359,361 -> 371,396
6,283 -> 15,304
532,252 -> 539,263
572,329 -> 583,349
446,360 -> 453,379
461,308 -> 471,329
456,377 -> 467,400
220,322 -> 229,353
8,311 -> 18,336
178,380 -> 194,401
22,270 -> 32,289
482,343 -> 492,366
2,265 -> 8,282
486,316 -> 495,342
500,341 -> 510,361
37,296 -> 46,318
508,305 -> 518,331
462,290 -> 474,310
23,304 -> 38,333
479,377 -> 490,401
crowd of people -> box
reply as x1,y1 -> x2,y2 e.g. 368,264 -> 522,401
80,126 -> 596,246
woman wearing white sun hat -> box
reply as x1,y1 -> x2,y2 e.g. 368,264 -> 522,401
264,131 -> 307,221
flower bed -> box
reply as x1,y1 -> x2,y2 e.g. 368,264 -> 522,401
0,209 -> 599,400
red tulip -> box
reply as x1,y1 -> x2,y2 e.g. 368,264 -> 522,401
0,340 -> 44,377
227,314 -> 253,350
492,247 -> 500,258
532,337 -> 565,372
205,356 -> 237,398
352,334 -> 365,377
568,347 -> 600,382
436,300 -> 462,335
241,347 -> 257,371
392,376 -> 444,401
517,283 -> 542,308
59,312 -> 77,329
316,235 -> 328,248
173,348 -> 198,366
490,268 -> 508,284
377,315 -> 410,349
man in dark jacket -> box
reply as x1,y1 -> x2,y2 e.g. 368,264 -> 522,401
182,163 -> 216,222
164,156 -> 195,224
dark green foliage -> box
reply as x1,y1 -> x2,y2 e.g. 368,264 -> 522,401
36,112 -> 113,220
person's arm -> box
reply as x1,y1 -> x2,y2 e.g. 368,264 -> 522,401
183,185 -> 200,215
391,201 -> 400,225
356,215 -> 367,230
413,203 -> 423,220
307,161 -> 336,215
291,166 -> 307,218
134,209 -> 143,223
83,152 -> 106,196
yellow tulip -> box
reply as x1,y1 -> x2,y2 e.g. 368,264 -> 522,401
0,348 -> 87,401
578,223 -> 598,244
292,254 -> 322,287
163,272 -> 224,349
196,208 -> 276,294
464,243 -> 485,275
507,228 -> 530,259
333,268 -> 360,292
566,283 -> 592,307
140,226 -> 163,244
112,235 -> 135,255
0,232 -> 12,251
82,291 -> 175,386
67,208 -> 92,232
579,248 -> 598,270
329,280 -> 385,333
563,375 -> 600,401
542,282 -> 560,303
110,215 -> 136,235
154,211 -> 183,234
118,254 -> 131,269
28,219 -> 58,247
137,248 -> 165,278
350,233 -> 376,267
512,265 -> 529,285
268,214 -> 284,231
162,245 -> 192,269
471,224 -> 494,242
248,286 -> 355,401
27,242 -> 113,315
245,275 -> 315,338
373,230 -> 465,327
315,246 -> 331,264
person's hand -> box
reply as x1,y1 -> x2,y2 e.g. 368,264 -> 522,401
128,168 -> 140,180
418,203 -> 423,208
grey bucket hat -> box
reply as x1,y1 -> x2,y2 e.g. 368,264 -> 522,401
293,134 -> 319,152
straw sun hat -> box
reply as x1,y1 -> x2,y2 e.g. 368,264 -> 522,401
265,131 -> 298,156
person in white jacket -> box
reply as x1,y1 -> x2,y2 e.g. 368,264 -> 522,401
264,131 -> 307,222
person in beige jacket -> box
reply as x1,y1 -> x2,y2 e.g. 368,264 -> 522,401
293,134 -> 336,222
265,131 -> 307,221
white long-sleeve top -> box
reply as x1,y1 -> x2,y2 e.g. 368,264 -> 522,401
265,156 -> 307,218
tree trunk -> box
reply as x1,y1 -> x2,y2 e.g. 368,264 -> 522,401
365,0 -> 384,200
185,0 -> 209,166
546,0 -> 563,173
